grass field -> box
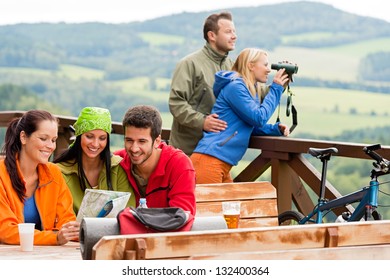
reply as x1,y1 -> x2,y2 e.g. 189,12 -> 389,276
2,30 -> 389,219
0,64 -> 105,80
0,67 -> 53,77
1,35 -> 390,138
2,64 -> 390,137
160,86 -> 390,138
269,46 -> 359,82
280,86 -> 390,136
138,32 -> 185,46
269,37 -> 390,83
323,38 -> 390,58
110,77 -> 171,102
58,64 -> 105,80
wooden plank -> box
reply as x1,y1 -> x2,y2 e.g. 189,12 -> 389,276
190,244 -> 390,260
195,181 -> 276,201
234,155 -> 271,182
288,154 -> 315,215
195,182 -> 278,228
92,220 -> 390,260
92,238 -> 126,260
0,242 -> 81,260
325,227 -> 339,247
196,199 -> 278,218
249,136 -> 390,160
239,217 -> 279,227
272,160 -> 294,213
0,111 -> 24,126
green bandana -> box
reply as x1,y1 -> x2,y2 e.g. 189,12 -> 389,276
73,107 -> 112,137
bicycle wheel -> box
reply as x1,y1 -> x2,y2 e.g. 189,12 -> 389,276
278,210 -> 305,226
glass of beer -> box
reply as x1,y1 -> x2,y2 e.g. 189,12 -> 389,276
222,202 -> 241,229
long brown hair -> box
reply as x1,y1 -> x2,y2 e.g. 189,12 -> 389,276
53,134 -> 113,191
2,110 -> 57,201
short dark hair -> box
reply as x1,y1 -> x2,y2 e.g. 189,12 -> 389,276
203,11 -> 233,42
122,105 -> 162,141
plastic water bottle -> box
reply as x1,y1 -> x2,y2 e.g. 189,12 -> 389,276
335,215 -> 346,223
335,211 -> 350,223
138,198 -> 148,209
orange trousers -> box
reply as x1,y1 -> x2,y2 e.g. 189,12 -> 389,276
190,153 -> 233,184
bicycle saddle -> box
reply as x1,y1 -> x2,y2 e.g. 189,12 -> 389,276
308,147 -> 338,158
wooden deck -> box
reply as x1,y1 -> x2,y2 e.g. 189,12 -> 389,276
0,242 -> 81,260
92,220 -> 390,260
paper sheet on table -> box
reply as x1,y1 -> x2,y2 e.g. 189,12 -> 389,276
76,189 -> 131,222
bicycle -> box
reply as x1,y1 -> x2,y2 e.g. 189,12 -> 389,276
279,144 -> 390,225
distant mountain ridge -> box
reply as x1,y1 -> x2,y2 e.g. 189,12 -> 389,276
133,1 -> 390,49
0,1 -> 390,144
0,1 -> 390,76
0,1 -> 389,92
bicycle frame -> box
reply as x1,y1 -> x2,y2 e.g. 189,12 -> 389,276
299,178 -> 379,224
278,145 -> 389,226
299,144 -> 388,224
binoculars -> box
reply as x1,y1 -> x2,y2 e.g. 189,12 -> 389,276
271,62 -> 298,75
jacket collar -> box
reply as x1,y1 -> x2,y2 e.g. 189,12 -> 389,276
16,155 -> 54,188
203,42 -> 230,64
123,142 -> 176,179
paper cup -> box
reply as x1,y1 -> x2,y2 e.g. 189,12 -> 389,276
18,223 -> 35,252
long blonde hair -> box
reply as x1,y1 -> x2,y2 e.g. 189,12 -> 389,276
232,48 -> 268,97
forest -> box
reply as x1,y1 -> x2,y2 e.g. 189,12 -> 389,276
1,1 -> 390,218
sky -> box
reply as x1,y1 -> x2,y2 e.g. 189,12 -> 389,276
0,0 -> 389,26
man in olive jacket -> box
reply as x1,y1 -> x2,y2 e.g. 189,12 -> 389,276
169,11 -> 237,156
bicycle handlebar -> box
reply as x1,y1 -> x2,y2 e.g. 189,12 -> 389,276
363,144 -> 383,162
363,144 -> 390,174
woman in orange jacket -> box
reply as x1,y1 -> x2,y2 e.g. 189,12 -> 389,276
0,110 -> 79,245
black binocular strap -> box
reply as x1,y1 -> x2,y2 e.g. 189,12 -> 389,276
290,104 -> 298,133
276,94 -> 298,133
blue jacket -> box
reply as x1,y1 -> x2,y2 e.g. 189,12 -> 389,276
193,70 -> 284,166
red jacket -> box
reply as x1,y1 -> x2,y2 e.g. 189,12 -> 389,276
114,143 -> 196,233
0,159 -> 76,245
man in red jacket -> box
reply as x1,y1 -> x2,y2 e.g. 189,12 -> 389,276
114,105 -> 196,233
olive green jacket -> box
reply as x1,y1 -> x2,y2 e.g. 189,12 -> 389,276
169,43 -> 234,156
56,155 -> 136,214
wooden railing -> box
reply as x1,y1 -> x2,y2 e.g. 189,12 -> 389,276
2,111 -> 390,217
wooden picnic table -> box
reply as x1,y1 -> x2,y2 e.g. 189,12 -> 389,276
0,241 -> 82,260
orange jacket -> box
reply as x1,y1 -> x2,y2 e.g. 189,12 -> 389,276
0,159 -> 76,245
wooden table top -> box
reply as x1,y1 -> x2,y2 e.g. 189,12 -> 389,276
0,241 -> 82,260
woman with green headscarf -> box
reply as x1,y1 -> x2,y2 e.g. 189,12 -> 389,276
54,107 -> 136,214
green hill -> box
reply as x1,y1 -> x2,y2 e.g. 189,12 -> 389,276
1,1 -> 390,220
0,1 -> 389,123
0,1 -> 389,83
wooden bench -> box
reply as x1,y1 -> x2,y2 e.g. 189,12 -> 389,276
80,181 -> 278,259
195,181 -> 278,228
91,220 -> 390,260
189,244 -> 390,260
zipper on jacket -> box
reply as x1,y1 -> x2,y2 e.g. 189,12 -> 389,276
196,88 -> 207,111
54,216 -> 58,230
33,189 -> 44,230
218,131 -> 238,147
220,54 -> 228,69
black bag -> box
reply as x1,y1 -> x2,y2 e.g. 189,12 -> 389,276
128,207 -> 188,231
